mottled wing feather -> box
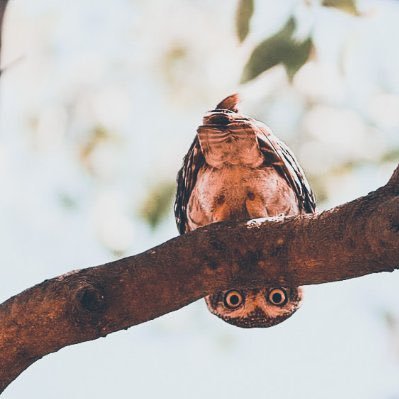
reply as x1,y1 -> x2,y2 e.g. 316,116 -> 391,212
175,118 -> 316,234
174,136 -> 205,234
256,125 -> 316,214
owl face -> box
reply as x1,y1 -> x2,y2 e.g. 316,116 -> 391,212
205,287 -> 303,328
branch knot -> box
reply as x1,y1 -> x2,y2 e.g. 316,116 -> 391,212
75,284 -> 105,312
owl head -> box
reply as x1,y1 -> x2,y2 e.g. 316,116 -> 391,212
205,286 -> 303,328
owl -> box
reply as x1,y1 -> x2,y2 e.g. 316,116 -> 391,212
174,94 -> 316,328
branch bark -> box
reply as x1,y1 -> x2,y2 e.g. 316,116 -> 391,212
0,165 -> 398,393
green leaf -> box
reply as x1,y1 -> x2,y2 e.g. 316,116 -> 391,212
236,0 -> 254,43
241,36 -> 290,83
283,37 -> 313,81
241,17 -> 296,83
241,17 -> 312,83
322,0 -> 359,16
138,182 -> 176,229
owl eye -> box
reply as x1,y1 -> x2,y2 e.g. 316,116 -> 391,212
268,288 -> 288,306
223,290 -> 244,309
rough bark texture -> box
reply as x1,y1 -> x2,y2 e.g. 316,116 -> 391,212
0,165 -> 399,392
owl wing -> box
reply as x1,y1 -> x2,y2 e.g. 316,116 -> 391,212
174,122 -> 316,234
174,136 -> 205,235
255,123 -> 316,214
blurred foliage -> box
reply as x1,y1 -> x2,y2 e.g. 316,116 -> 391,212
383,311 -> 399,360
235,0 -> 254,43
241,17 -> 313,83
5,0 -> 396,247
162,43 -> 189,87
322,0 -> 360,16
305,176 -> 328,204
381,148 -> 399,163
138,182 -> 176,229
79,125 -> 120,177
328,148 -> 399,175
57,192 -> 79,210
239,0 -> 360,83
307,146 -> 399,205
80,126 -> 109,165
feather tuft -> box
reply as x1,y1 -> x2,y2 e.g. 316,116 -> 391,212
215,94 -> 240,112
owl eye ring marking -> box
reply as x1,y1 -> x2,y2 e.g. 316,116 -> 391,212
268,288 -> 288,306
223,290 -> 244,309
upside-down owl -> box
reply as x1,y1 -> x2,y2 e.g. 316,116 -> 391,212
174,94 -> 315,328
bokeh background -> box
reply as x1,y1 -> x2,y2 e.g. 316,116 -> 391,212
1,0 -> 399,397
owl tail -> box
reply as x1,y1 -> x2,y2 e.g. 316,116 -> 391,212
215,94 -> 240,112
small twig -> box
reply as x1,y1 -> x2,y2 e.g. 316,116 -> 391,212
0,55 -> 25,75
0,0 -> 10,78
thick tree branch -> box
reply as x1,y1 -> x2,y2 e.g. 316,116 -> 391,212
0,166 -> 398,392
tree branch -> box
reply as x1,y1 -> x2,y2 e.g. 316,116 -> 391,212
388,163 -> 399,189
0,165 -> 398,392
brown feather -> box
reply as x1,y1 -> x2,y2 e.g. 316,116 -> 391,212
215,93 -> 240,112
174,95 -> 316,328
